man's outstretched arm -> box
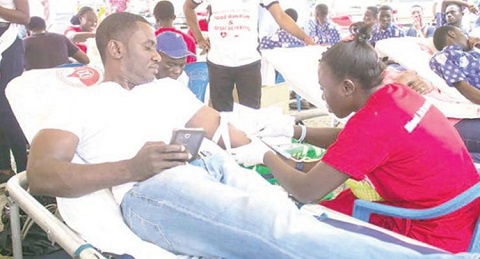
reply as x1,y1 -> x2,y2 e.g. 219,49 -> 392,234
185,106 -> 251,149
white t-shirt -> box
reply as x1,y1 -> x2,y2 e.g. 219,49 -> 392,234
45,78 -> 204,204
0,0 -> 15,23
178,71 -> 190,87
193,0 -> 277,67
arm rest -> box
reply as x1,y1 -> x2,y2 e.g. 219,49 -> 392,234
6,171 -> 105,258
353,182 -> 480,222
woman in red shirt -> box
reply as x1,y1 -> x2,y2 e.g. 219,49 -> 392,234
64,6 -> 97,54
232,22 -> 480,253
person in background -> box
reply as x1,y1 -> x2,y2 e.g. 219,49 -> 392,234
363,6 -> 378,29
0,0 -> 30,182
260,8 -> 304,49
64,6 -> 97,54
444,2 -> 471,34
308,3 -> 340,46
370,5 -> 405,46
184,0 -> 315,112
405,5 -> 436,38
259,8 -> 309,110
232,22 -> 480,253
433,0 -> 477,28
155,31 -> 195,86
153,0 -> 196,64
24,16 -> 89,70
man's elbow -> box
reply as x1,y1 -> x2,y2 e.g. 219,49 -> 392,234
26,169 -> 48,196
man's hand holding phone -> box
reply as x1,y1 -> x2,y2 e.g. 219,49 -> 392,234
127,141 -> 192,182
169,128 -> 205,162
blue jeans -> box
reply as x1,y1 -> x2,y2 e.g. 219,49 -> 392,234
121,154 -> 475,258
454,119 -> 480,163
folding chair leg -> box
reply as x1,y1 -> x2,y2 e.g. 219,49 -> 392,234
8,198 -> 23,259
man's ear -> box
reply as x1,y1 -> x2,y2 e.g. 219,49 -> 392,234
342,79 -> 356,97
107,40 -> 123,60
447,29 -> 456,39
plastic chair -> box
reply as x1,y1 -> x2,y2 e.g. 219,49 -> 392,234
352,182 -> 480,252
184,61 -> 209,103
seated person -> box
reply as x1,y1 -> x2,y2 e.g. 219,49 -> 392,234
435,1 -> 477,32
443,2 -> 471,34
153,0 -> 196,64
24,16 -> 89,70
155,31 -> 195,86
363,6 -> 378,29
233,22 -> 480,253
308,4 -> 341,46
405,5 -> 436,38
64,6 -> 97,54
260,8 -> 304,49
370,5 -> 405,46
26,13 -> 445,258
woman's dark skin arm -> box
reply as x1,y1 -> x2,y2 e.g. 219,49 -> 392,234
292,125 -> 342,149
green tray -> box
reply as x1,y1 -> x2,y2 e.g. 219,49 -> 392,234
245,140 -> 333,201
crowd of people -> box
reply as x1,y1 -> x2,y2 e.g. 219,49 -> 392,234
1,0 -> 480,258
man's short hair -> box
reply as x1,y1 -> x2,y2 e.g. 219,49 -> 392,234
379,5 -> 393,12
27,16 -> 46,31
367,6 -> 379,18
153,0 -> 175,21
411,4 -> 423,10
445,2 -> 463,11
433,25 -> 456,50
315,3 -> 328,15
285,8 -> 298,22
95,12 -> 149,64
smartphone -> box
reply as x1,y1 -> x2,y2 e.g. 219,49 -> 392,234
169,128 -> 206,162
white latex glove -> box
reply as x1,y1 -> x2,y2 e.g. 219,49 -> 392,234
230,138 -> 271,167
254,115 -> 295,138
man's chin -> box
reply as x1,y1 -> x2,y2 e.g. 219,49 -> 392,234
141,76 -> 156,84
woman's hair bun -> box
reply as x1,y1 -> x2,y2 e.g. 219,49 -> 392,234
349,22 -> 372,43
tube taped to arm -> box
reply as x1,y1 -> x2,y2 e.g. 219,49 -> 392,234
211,112 -> 232,154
